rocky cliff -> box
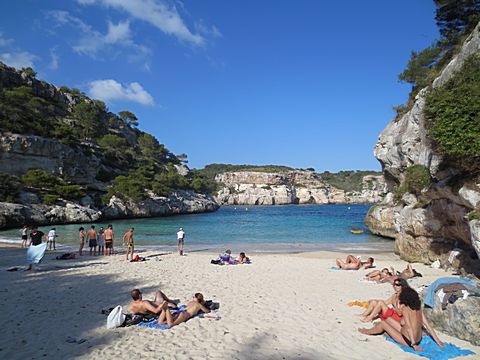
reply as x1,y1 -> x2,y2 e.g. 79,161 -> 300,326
0,63 -> 219,229
365,23 -> 480,272
214,171 -> 386,205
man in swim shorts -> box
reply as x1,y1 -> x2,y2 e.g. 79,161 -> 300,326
123,227 -> 134,261
87,225 -> 97,256
104,224 -> 114,256
177,227 -> 185,256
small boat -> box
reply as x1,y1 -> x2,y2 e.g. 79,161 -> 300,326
351,228 -> 364,234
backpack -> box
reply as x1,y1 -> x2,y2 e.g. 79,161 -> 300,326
106,305 -> 126,329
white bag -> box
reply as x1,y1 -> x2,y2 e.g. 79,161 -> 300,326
431,259 -> 441,269
106,305 -> 126,329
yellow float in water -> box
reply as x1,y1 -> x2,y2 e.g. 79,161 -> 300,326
350,228 -> 364,234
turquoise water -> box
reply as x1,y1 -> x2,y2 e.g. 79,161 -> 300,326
0,204 -> 393,252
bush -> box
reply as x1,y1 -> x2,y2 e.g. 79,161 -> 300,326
43,194 -> 59,205
425,55 -> 480,158
393,184 -> 408,204
104,174 -> 148,202
467,210 -> 479,221
21,169 -> 60,190
54,184 -> 85,200
404,165 -> 431,195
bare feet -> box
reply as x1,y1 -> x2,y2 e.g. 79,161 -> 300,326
358,328 -> 371,335
413,345 -> 424,352
360,316 -> 372,323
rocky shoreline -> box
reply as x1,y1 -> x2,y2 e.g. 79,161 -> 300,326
0,190 -> 219,230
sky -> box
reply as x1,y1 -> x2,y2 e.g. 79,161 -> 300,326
0,0 -> 440,171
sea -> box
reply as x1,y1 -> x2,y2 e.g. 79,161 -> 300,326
0,204 -> 393,253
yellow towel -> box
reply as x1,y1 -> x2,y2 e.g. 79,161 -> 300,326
347,301 -> 369,308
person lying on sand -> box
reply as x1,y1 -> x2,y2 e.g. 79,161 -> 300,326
365,268 -> 395,283
157,293 -> 210,327
359,287 -> 444,351
336,255 -> 374,270
129,289 -> 176,315
360,278 -> 409,323
236,252 -> 250,264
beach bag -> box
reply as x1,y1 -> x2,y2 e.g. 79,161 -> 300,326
106,305 -> 126,329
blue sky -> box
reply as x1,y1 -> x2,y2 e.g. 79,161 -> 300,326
0,0 -> 439,171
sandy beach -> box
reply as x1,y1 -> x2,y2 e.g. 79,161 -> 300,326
0,246 -> 478,360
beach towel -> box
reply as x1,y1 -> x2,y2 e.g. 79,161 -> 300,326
386,336 -> 474,360
329,266 -> 351,270
424,277 -> 477,308
347,301 -> 369,308
26,243 -> 47,265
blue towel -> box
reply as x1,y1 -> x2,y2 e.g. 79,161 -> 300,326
137,319 -> 171,330
424,277 -> 477,308
26,243 -> 47,264
387,336 -> 474,360
329,266 -> 353,270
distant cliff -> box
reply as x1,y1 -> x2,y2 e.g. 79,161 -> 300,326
365,22 -> 480,272
0,63 -> 218,229
214,170 -> 386,205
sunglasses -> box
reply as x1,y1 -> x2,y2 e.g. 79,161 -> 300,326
393,282 -> 402,286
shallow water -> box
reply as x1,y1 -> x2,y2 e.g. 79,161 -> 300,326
0,204 -> 393,253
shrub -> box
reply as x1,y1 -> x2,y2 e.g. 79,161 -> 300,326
54,184 -> 85,200
43,194 -> 59,205
404,165 -> 431,195
467,210 -> 479,221
424,55 -> 480,158
104,174 -> 148,202
21,169 -> 60,190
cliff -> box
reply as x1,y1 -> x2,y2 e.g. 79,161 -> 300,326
365,22 -> 480,272
214,171 -> 386,205
0,63 -> 219,229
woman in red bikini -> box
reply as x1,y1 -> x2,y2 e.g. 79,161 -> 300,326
360,278 -> 409,323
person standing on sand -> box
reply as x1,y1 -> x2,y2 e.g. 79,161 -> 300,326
20,224 -> 29,248
97,227 -> 105,256
79,227 -> 86,256
177,227 -> 185,255
123,228 -> 135,261
88,225 -> 97,256
104,224 -> 114,256
47,227 -> 57,251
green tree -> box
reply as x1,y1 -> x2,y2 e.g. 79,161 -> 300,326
104,174 -> 148,202
118,110 -> 139,127
0,173 -> 21,202
434,0 -> 480,39
20,67 -> 37,78
398,43 -> 443,90
72,100 -> 107,140
21,169 -> 61,190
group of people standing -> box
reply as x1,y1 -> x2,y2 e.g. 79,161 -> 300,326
78,225 -> 133,259
21,224 -> 57,250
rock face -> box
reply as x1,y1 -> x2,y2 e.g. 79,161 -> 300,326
103,191 -> 219,219
214,171 -> 386,205
365,23 -> 480,268
422,289 -> 480,346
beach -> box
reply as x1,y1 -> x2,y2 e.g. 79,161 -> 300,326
0,246 -> 478,360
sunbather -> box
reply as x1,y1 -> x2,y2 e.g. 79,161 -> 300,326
336,255 -> 374,270
359,287 -> 444,351
129,289 -> 176,315
360,278 -> 409,323
236,252 -> 250,264
157,293 -> 210,327
365,268 -> 394,283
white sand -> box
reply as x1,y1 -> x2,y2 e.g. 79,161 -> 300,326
0,247 -> 478,360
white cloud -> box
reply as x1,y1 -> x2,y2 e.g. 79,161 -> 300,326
88,79 -> 155,106
77,0 -> 205,46
49,48 -> 59,70
0,51 -> 36,69
47,10 -> 150,63
0,33 -> 13,47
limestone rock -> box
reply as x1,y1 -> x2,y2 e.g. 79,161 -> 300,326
365,22 -> 480,266
423,289 -> 480,346
215,171 -> 386,206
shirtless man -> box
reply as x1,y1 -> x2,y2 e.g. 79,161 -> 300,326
104,225 -> 114,256
157,293 -> 210,327
123,228 -> 134,261
359,287 -> 443,351
336,255 -> 374,270
128,289 -> 176,316
88,225 -> 97,256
